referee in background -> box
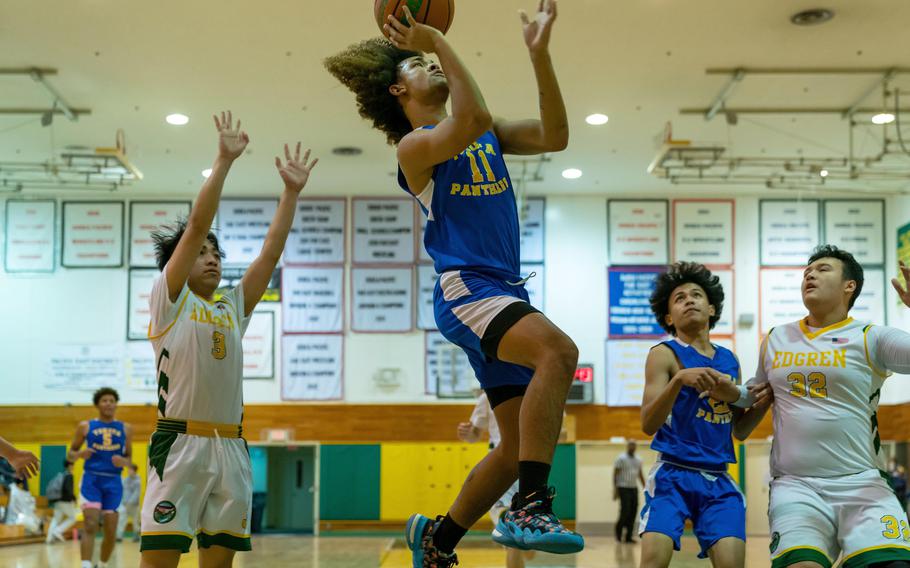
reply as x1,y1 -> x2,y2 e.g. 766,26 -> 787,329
613,440 -> 645,543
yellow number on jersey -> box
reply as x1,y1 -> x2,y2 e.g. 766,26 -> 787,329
881,515 -> 901,539
787,373 -> 807,397
475,150 -> 496,182
466,150 -> 496,183
212,331 -> 226,360
787,372 -> 828,399
807,372 -> 827,398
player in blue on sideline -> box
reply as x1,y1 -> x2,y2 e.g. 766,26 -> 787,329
68,387 -> 133,568
639,262 -> 772,568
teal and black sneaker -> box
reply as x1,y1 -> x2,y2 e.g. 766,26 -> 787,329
492,487 -> 584,554
405,513 -> 459,567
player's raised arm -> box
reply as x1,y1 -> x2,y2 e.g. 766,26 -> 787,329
493,0 -> 569,155
164,111 -> 249,302
387,6 -> 492,184
241,143 -> 318,316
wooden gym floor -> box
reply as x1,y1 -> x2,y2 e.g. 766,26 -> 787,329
0,533 -> 775,567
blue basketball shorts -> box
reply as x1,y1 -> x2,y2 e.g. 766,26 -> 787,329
639,461 -> 746,558
434,270 -> 538,398
81,471 -> 124,512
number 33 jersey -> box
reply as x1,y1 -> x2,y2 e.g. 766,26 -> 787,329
757,317 -> 889,478
148,271 -> 251,425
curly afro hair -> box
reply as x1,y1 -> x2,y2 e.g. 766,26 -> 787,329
807,244 -> 864,309
650,262 -> 725,335
92,387 -> 120,406
150,218 -> 225,272
324,38 -> 420,145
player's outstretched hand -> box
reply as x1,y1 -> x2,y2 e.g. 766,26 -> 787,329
385,5 -> 440,53
111,455 -> 129,469
520,0 -> 558,55
214,110 -> 250,161
675,367 -> 723,393
8,449 -> 39,479
748,382 -> 774,410
891,261 -> 910,308
275,143 -> 318,193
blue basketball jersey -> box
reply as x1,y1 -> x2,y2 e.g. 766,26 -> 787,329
650,340 -> 739,469
398,127 -> 521,281
84,419 -> 126,475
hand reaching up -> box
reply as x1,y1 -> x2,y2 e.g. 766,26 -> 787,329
214,110 -> 249,161
275,142 -> 318,193
520,0 -> 558,55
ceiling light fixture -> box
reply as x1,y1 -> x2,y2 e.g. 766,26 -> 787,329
166,113 -> 189,126
819,169 -> 829,177
585,114 -> 609,126
562,168 -> 583,180
872,113 -> 895,125
201,168 -> 212,178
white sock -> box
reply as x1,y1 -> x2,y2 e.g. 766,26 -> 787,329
81,562 -> 92,568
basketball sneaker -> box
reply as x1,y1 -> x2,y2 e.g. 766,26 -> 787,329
492,487 -> 584,554
406,513 -> 459,567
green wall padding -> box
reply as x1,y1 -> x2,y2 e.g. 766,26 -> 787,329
40,445 -> 67,495
551,444 -> 576,519
320,444 -> 381,520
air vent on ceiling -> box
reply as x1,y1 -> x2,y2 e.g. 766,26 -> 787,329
332,146 -> 363,156
790,8 -> 834,26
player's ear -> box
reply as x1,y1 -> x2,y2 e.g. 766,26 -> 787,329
844,279 -> 857,295
708,304 -> 716,317
665,314 -> 673,328
389,83 -> 407,97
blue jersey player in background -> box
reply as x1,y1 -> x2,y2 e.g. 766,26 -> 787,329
69,387 -> 133,568
640,262 -> 773,568
326,1 -> 581,566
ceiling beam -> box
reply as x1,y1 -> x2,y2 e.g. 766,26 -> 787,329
705,68 -> 745,121
705,67 -> 910,75
0,67 -> 57,76
680,107 -> 910,115
0,108 -> 91,116
843,68 -> 896,118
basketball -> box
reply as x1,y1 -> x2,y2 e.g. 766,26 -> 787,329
375,0 -> 455,38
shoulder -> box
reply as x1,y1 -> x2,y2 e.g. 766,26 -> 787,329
647,343 -> 676,366
78,421 -> 90,431
397,128 -> 431,160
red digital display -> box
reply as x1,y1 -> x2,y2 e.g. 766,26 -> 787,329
573,365 -> 594,383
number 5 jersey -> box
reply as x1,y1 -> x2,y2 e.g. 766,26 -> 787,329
148,271 -> 251,425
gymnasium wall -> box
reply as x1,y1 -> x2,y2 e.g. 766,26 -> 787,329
2,191 -> 909,405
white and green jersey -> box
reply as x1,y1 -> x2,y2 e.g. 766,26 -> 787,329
148,271 -> 250,425
755,317 -> 895,478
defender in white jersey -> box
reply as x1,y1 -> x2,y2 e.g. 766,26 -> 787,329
140,111 -> 318,568
749,246 -> 910,568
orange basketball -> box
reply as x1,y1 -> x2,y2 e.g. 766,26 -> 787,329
375,0 -> 455,38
